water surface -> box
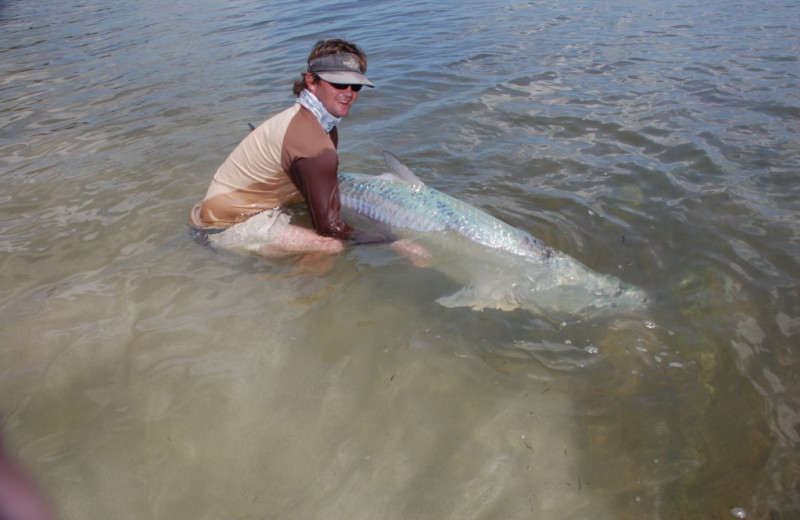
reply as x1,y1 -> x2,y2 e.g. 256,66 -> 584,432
1,1 -> 799,519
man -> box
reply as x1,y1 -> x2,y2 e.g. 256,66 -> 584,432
191,38 -> 426,263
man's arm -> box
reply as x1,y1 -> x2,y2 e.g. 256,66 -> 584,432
288,152 -> 391,244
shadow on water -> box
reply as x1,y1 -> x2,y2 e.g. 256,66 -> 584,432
267,230 -> 777,519
429,281 -> 779,519
274,255 -> 604,519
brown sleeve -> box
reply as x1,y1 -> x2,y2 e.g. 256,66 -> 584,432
287,147 -> 353,238
279,110 -> 347,237
287,152 -> 390,243
281,110 -> 389,243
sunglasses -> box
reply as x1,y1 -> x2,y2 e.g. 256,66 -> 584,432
327,82 -> 363,92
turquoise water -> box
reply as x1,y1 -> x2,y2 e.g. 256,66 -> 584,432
1,1 -> 798,518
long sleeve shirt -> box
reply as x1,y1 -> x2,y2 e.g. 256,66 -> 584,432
190,103 -> 355,239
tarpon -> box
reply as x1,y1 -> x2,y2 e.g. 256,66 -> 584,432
339,152 -> 646,318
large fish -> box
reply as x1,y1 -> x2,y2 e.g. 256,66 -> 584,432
339,152 -> 647,318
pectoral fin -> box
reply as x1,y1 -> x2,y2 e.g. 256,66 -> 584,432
436,283 -> 521,312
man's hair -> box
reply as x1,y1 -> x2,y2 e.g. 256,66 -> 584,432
292,38 -> 368,96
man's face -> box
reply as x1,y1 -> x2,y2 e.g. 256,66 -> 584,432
306,73 -> 360,119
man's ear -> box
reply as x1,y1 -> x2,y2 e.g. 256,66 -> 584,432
305,73 -> 319,94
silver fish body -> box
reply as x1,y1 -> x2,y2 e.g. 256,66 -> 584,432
338,152 -> 646,316
339,171 -> 553,261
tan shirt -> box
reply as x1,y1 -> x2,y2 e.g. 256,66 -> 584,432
191,103 -> 344,234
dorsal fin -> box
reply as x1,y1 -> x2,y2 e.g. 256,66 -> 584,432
383,151 -> 424,185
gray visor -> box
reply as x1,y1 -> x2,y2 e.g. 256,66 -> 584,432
308,53 -> 374,87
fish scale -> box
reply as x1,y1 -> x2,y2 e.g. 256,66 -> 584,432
338,171 -> 553,261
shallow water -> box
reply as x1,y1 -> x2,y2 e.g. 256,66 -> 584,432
1,0 -> 799,518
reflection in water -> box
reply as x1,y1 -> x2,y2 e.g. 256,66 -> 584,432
1,0 -> 798,519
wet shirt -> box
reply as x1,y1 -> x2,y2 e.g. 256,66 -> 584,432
190,103 -> 352,238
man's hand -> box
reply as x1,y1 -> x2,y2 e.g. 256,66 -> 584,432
391,239 -> 432,268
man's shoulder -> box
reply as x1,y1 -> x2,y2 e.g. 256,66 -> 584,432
284,104 -> 333,145
252,103 -> 302,133
281,107 -> 336,163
